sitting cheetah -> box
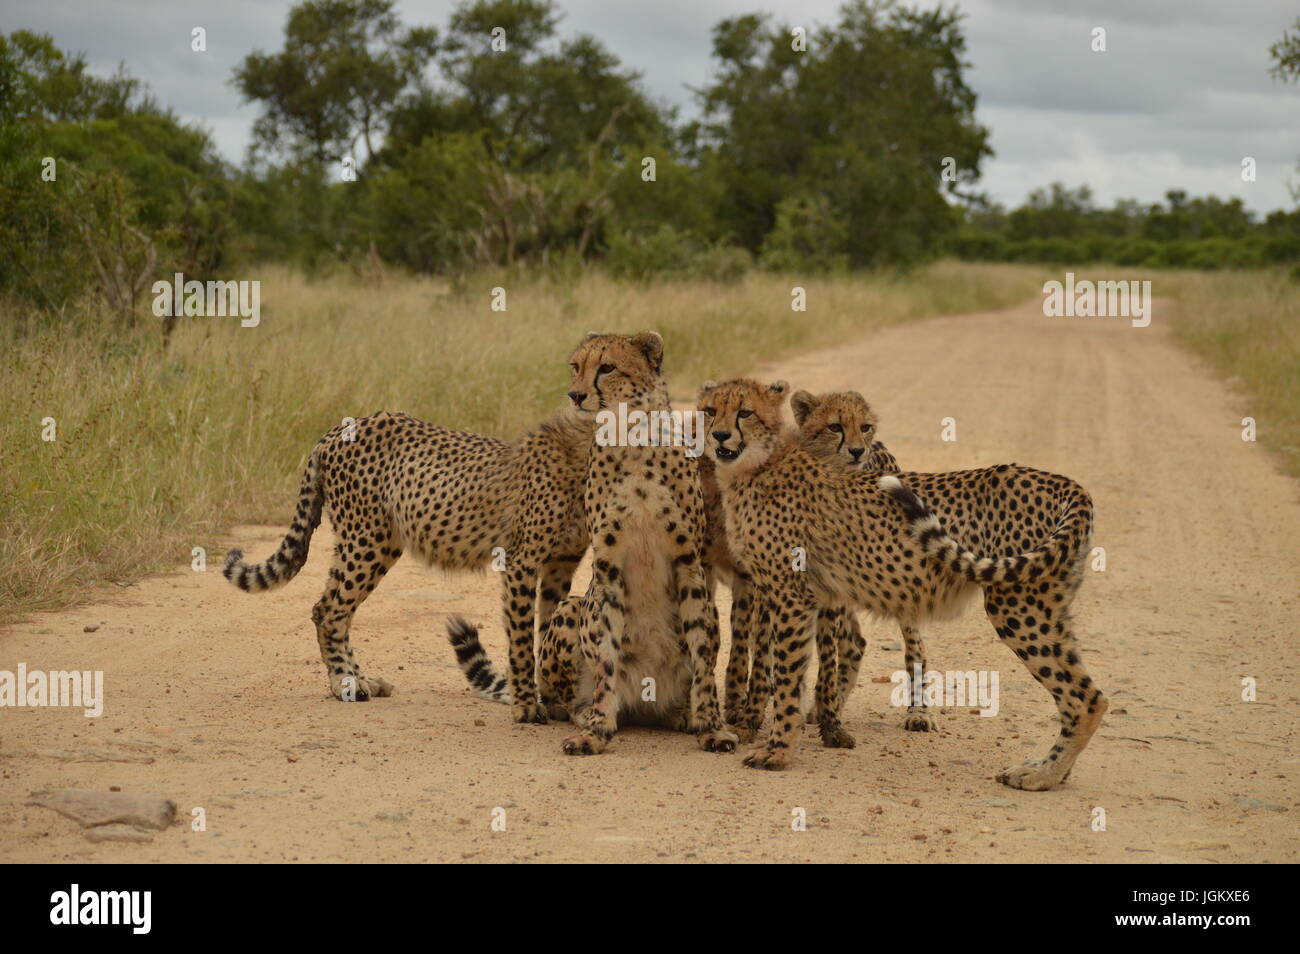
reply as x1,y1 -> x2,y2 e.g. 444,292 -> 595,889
446,333 -> 736,754
700,378 -> 1107,789
549,331 -> 735,755
223,409 -> 592,722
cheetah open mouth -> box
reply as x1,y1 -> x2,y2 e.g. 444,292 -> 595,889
714,445 -> 742,461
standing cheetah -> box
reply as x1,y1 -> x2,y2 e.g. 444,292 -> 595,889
700,378 -> 1107,789
710,386 -> 903,746
223,409 -> 592,722
789,389 -> 901,730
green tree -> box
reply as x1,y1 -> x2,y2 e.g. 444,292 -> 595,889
1269,17 -> 1300,81
232,0 -> 438,165
1,31 -> 233,323
693,0 -> 990,265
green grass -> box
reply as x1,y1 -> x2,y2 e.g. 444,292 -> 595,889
1165,268 -> 1300,476
0,260 -> 1052,621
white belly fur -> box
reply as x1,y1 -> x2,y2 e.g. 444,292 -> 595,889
603,481 -> 693,726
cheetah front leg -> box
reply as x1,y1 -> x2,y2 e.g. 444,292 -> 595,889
743,587 -> 816,770
561,564 -> 624,756
809,606 -> 840,722
722,572 -> 754,726
900,623 -> 938,732
538,595 -> 584,721
812,607 -> 855,748
674,551 -> 738,753
837,611 -> 866,710
738,595 -> 774,742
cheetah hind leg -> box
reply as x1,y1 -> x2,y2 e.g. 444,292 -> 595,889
313,537 -> 399,701
673,554 -> 737,754
561,573 -> 621,756
985,589 -> 1108,790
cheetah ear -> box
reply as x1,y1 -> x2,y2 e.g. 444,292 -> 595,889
698,380 -> 719,400
631,331 -> 664,371
584,332 -> 602,341
790,389 -> 818,424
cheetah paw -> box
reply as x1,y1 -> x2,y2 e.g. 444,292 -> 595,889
331,674 -> 394,702
819,721 -> 856,748
998,757 -> 1066,791
742,747 -> 789,770
902,709 -> 937,732
561,732 -> 607,756
697,727 -> 739,753
512,702 -> 549,725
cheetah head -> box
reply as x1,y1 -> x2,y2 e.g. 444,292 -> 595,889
791,390 -> 879,470
697,378 -> 789,475
567,331 -> 666,415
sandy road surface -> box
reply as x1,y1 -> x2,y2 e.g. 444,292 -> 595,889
3,298 -> 1297,863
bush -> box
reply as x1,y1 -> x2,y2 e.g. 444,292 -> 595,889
693,244 -> 752,283
758,195 -> 850,273
604,225 -> 749,283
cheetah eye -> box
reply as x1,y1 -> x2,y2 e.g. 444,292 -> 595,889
861,424 -> 874,433
569,363 -> 579,374
598,363 -> 616,374
827,423 -> 842,433
737,409 -> 753,418
702,407 -> 716,418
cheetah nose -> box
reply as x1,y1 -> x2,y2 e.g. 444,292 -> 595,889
568,391 -> 586,406
850,447 -> 865,460
712,430 -> 731,442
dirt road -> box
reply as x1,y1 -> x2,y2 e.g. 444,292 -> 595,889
3,298 -> 1297,863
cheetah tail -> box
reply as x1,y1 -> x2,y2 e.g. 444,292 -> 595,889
446,617 -> 511,704
879,475 -> 1092,586
222,449 -> 324,593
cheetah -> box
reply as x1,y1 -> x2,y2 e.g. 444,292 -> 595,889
710,386 -> 904,746
700,378 -> 1107,789
222,409 -> 592,722
449,333 -> 738,754
543,331 -> 735,755
789,390 -> 901,729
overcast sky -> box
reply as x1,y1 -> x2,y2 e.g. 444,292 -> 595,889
4,0 -> 1297,213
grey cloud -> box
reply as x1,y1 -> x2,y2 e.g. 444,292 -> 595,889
3,0 -> 1296,212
